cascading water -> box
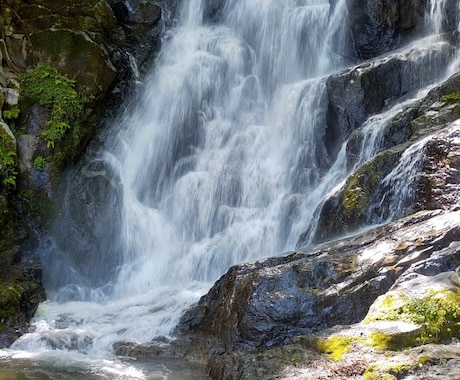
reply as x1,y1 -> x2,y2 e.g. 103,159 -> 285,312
2,0 -> 459,379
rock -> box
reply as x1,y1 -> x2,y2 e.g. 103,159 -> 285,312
43,159 -> 124,290
174,209 -> 460,376
108,0 -> 163,73
345,0 -> 427,59
310,69 -> 460,244
202,0 -> 226,22
0,193 -> 45,347
325,39 -> 453,145
0,119 -> 16,152
29,29 -> 117,99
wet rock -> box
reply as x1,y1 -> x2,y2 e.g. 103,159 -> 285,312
43,159 -> 124,290
345,0 -> 427,59
29,29 -> 117,99
325,39 -> 452,144
312,69 -> 460,244
175,209 -> 460,377
0,198 -> 45,347
108,0 -> 163,73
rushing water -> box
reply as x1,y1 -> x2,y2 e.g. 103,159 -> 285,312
2,0 -> 459,379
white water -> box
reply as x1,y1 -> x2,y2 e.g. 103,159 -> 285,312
4,0 -> 459,378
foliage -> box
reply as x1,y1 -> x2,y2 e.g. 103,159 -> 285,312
19,64 -> 93,148
441,91 -> 460,103
33,156 -> 46,171
0,144 -> 17,189
2,107 -> 20,120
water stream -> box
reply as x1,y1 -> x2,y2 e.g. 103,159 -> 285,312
1,0 -> 458,379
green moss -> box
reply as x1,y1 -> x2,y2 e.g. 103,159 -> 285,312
366,331 -> 420,351
441,91 -> 460,103
363,356 -> 432,379
19,63 -> 93,149
341,151 -> 397,216
0,147 -> 17,189
365,289 -> 460,347
0,283 -> 22,324
313,336 -> 354,361
363,373 -> 394,380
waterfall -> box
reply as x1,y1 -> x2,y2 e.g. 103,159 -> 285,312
3,0 -> 459,378
107,0 -> 351,299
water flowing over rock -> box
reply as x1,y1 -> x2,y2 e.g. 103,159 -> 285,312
1,0 -> 460,379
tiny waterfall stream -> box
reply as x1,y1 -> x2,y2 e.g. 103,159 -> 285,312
1,0 -> 459,379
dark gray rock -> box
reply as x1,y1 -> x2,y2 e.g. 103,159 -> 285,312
311,73 -> 460,245
325,39 -> 453,146
108,0 -> 163,73
346,0 -> 427,59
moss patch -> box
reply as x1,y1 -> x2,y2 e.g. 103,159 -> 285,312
441,91 -> 460,103
313,336 -> 354,361
365,288 -> 460,347
19,63 -> 93,149
0,123 -> 17,190
363,355 -> 432,379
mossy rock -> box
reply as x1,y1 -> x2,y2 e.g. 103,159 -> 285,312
29,29 -> 117,98
365,276 -> 460,348
0,265 -> 45,344
16,1 -> 116,34
312,150 -> 401,243
0,120 -> 16,153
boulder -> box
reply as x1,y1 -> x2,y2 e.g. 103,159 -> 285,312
174,209 -> 460,378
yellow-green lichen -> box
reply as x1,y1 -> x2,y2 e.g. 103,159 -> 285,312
313,336 -> 354,361
363,355 -> 432,379
365,288 -> 460,347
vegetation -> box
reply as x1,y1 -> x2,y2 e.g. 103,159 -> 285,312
33,156 -> 46,171
363,355 -> 431,379
0,134 -> 17,189
365,289 -> 460,346
441,91 -> 460,103
19,64 -> 93,148
2,107 -> 20,120
313,336 -> 354,361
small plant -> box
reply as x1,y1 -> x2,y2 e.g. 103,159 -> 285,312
2,107 -> 20,120
19,64 -> 93,148
0,146 -> 17,189
33,156 -> 46,171
441,91 -> 460,103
